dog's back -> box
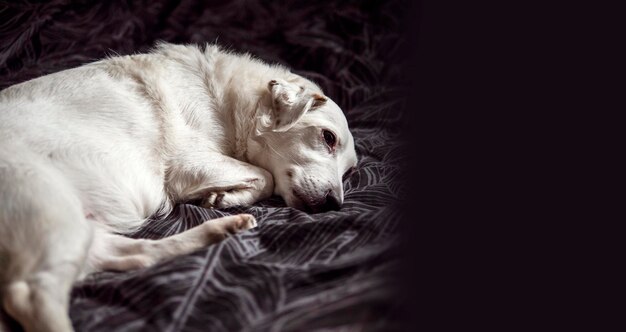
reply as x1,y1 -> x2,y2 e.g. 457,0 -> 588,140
0,63 -> 170,232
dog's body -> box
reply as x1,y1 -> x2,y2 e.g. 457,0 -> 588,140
0,43 -> 356,331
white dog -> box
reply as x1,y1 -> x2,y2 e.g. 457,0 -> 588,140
0,43 -> 357,332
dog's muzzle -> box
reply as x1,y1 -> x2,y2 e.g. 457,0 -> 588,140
293,188 -> 341,213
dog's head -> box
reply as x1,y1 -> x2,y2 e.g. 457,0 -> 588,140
248,77 -> 357,213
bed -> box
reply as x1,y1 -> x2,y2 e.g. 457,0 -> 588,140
0,0 -> 409,330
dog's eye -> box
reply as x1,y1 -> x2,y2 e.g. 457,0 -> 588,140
323,130 -> 337,149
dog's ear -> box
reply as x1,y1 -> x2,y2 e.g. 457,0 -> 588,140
311,93 -> 328,109
268,79 -> 327,132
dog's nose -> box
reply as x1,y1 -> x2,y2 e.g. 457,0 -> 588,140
321,190 -> 341,211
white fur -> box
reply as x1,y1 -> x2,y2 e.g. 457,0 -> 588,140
0,43 -> 356,332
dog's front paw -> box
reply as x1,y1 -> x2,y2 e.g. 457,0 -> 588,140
208,214 -> 257,238
201,192 -> 225,209
200,177 -> 271,209
237,213 -> 257,230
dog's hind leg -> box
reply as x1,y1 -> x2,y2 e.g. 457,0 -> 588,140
88,214 -> 256,272
0,154 -> 92,332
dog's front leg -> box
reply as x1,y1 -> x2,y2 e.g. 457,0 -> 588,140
199,161 -> 274,209
87,214 -> 257,273
167,152 -> 274,208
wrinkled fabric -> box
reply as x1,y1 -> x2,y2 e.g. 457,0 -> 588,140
0,0 -> 409,330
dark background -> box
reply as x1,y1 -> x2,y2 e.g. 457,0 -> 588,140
0,0 -> 413,109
